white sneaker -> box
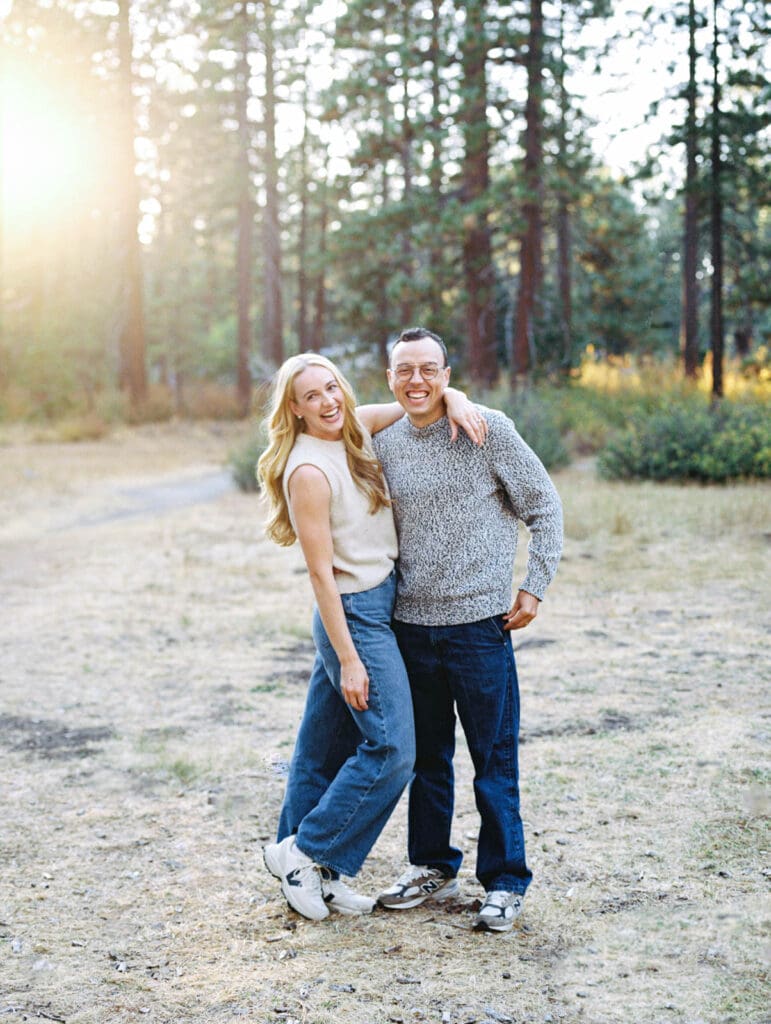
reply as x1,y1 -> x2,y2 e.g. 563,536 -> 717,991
474,890 -> 524,932
263,836 -> 329,921
320,870 -> 376,915
377,865 -> 459,909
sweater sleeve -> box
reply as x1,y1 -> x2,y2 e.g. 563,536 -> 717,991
486,410 -> 564,600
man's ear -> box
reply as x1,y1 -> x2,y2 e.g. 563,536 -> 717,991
386,369 -> 395,395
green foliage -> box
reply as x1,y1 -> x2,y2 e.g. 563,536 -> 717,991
229,430 -> 267,493
598,399 -> 771,482
489,388 -> 571,471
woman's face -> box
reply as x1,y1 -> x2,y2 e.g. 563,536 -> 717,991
289,364 -> 345,441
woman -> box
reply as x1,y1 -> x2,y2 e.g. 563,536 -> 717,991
257,353 -> 484,920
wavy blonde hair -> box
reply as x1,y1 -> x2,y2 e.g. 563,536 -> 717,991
257,353 -> 391,547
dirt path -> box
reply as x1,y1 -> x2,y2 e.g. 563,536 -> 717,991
0,424 -> 767,1024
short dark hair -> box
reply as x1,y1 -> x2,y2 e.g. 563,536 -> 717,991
390,326 -> 449,367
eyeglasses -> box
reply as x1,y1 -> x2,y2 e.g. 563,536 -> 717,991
393,362 -> 443,382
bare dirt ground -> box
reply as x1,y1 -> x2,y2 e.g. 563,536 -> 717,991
0,422 -> 768,1024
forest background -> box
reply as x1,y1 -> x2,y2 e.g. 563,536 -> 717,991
1,5 -> 769,1021
0,0 -> 769,476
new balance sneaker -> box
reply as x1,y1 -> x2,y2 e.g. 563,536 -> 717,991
263,836 -> 329,921
474,890 -> 524,932
320,869 -> 376,916
377,865 -> 459,909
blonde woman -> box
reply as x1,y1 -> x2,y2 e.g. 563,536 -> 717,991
258,352 -> 485,921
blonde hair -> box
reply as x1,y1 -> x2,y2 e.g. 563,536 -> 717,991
257,353 -> 391,547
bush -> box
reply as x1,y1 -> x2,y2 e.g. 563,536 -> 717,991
491,388 -> 571,470
229,430 -> 267,492
598,400 -> 771,482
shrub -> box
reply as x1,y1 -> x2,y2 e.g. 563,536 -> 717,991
229,430 -> 267,493
598,400 -> 770,482
54,412 -> 111,443
491,388 -> 571,470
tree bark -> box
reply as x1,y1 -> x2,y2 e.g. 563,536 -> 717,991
460,0 -> 497,386
512,0 -> 544,383
683,0 -> 700,379
262,0 -> 284,368
116,0 -> 147,406
427,0 -> 444,319
399,5 -> 413,327
710,0 -> 724,399
556,3 -> 572,371
311,174 -> 328,350
236,2 -> 253,416
297,60 -> 311,351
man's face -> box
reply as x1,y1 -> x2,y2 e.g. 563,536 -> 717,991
387,337 -> 451,427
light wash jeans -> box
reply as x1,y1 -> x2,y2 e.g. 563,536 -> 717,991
277,570 -> 415,877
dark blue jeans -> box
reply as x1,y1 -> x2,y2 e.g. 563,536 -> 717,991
393,615 -> 532,895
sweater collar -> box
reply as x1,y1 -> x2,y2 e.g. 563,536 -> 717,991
404,414 -> 449,439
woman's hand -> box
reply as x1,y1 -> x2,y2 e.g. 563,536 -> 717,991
444,388 -> 487,446
341,655 -> 369,711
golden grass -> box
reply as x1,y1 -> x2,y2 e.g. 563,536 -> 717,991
575,346 -> 770,402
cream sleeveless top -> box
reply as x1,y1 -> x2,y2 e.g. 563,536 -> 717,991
282,431 -> 397,594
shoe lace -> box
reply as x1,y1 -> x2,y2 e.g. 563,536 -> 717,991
288,861 -> 322,890
323,877 -> 355,896
483,890 -> 521,910
397,864 -> 437,886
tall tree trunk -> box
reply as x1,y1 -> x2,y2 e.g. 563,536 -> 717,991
683,0 -> 700,379
377,88 -> 391,361
235,2 -> 253,416
427,0 -> 444,320
710,0 -> 724,399
311,174 -> 328,350
399,6 -> 413,326
460,0 -> 497,386
262,0 -> 283,367
116,0 -> 147,406
556,3 -> 572,371
297,60 -> 311,351
513,0 -> 544,383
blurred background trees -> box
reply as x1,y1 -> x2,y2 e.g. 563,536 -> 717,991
0,0 -> 768,422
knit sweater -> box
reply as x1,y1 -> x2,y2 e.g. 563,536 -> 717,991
372,406 -> 563,625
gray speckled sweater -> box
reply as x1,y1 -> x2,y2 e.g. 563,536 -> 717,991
372,406 -> 563,626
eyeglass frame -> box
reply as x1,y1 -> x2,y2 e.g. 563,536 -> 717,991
392,362 -> 447,382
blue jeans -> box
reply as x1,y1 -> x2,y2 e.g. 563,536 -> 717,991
277,571 -> 415,877
393,615 -> 532,895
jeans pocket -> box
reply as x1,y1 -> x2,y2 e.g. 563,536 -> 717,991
488,615 -> 508,642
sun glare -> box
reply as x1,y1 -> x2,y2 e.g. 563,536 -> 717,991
1,62 -> 100,234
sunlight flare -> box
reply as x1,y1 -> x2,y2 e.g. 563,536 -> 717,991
1,60 -> 102,232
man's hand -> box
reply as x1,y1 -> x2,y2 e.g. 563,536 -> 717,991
503,590 -> 539,631
340,656 -> 369,711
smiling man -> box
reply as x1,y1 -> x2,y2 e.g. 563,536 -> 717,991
372,326 -> 563,932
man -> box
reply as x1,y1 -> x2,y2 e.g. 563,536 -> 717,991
372,326 -> 563,933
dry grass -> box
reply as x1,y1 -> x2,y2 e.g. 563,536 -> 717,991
0,427 -> 768,1024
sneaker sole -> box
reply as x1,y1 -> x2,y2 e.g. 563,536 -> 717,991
325,898 -> 376,916
474,916 -> 514,932
378,880 -> 460,910
263,845 -> 283,880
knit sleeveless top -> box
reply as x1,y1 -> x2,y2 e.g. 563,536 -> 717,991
283,431 -> 397,594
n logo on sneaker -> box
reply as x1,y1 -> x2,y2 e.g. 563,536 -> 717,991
286,869 -> 303,887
